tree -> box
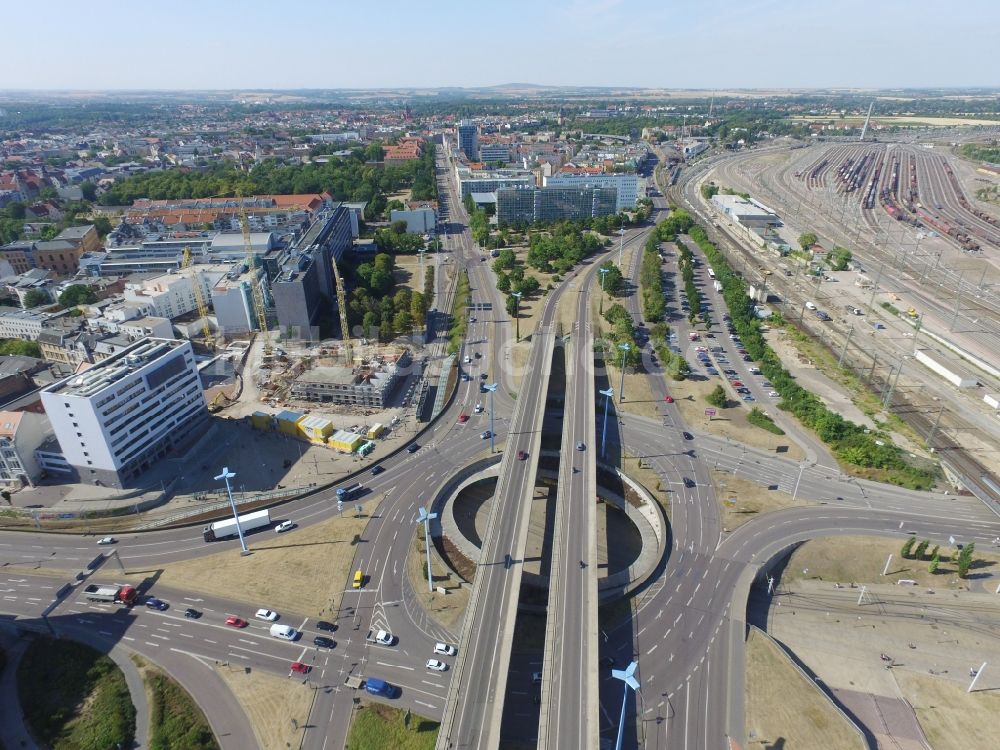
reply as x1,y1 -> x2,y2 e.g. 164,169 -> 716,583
0,340 -> 41,357
599,262 -> 624,296
93,216 -> 112,237
797,232 -> 818,252
58,284 -> 98,308
410,291 -> 426,327
928,552 -> 940,574
80,182 -> 98,201
5,201 -> 25,220
506,294 -> 520,317
23,290 -> 50,309
706,385 -> 727,408
900,536 -> 916,558
829,245 -> 853,271
914,539 -> 930,560
957,542 -> 975,578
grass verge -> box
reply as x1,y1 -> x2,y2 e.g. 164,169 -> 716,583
346,701 -> 439,750
447,270 -> 470,355
215,664 -> 313,750
747,407 -> 785,435
132,656 -> 218,750
745,628 -> 865,749
17,638 -> 135,750
895,669 -> 1000,750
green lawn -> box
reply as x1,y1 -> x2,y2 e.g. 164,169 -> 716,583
17,638 -> 135,750
147,669 -> 219,750
346,703 -> 439,750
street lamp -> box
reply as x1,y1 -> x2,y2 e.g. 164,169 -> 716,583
618,343 -> 630,402
600,387 -> 614,457
612,660 -> 640,750
215,467 -> 250,555
483,382 -> 498,454
599,266 -> 610,314
415,506 -> 438,593
511,291 -> 522,341
618,227 -> 626,268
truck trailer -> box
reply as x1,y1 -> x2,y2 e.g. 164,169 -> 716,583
336,483 -> 365,501
83,583 -> 138,605
203,509 -> 271,542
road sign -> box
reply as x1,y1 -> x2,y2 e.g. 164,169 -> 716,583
705,408 -> 717,417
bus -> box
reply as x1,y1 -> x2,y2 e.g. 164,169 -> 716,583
707,268 -> 716,280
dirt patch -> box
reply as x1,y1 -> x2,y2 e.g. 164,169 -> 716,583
781,536 -> 1000,589
215,665 -> 313,750
745,628 -> 866,750
710,469 -> 812,531
407,524 -> 469,632
894,669 -> 1000,750
145,512 -> 370,619
670,377 -> 804,459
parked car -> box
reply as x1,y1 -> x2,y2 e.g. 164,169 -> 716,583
225,616 -> 248,628
255,608 -> 279,622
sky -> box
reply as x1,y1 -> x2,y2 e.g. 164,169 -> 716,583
4,0 -> 997,90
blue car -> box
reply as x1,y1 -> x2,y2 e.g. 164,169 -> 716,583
145,597 -> 168,611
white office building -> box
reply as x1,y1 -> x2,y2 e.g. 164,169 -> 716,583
123,268 -> 224,320
544,172 -> 640,211
40,339 -> 208,488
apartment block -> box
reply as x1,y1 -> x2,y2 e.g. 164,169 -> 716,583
40,339 -> 208,488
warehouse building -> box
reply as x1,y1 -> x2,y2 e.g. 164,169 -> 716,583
39,338 -> 208,488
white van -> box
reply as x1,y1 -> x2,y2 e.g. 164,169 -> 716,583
805,301 -> 817,311
270,624 -> 299,640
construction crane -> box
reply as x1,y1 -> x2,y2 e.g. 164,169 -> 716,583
180,246 -> 213,350
331,258 -> 353,365
238,203 -> 273,361
860,100 -> 875,142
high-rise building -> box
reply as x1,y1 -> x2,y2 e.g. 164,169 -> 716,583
458,120 -> 479,161
40,339 -> 208,488
544,172 -> 639,211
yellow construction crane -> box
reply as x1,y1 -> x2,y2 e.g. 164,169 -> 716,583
238,203 -> 273,360
331,259 -> 353,365
180,246 -> 213,349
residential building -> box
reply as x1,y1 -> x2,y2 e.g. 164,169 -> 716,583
0,308 -> 48,340
290,348 -> 411,407
122,268 -> 223,320
0,356 -> 48,404
40,338 -> 208,488
32,240 -> 85,275
0,241 -> 36,275
54,225 -> 101,254
545,171 -> 639,211
496,186 -> 618,225
0,410 -> 53,486
458,120 -> 479,161
37,329 -> 102,368
3,268 -> 55,308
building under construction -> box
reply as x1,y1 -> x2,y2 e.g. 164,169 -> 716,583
289,346 -> 412,408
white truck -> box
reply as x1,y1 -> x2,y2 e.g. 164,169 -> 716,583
203,509 -> 271,542
366,629 -> 395,646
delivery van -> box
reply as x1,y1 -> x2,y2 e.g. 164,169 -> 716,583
270,624 -> 299,641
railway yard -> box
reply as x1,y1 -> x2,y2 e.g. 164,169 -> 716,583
683,135 -> 1000,504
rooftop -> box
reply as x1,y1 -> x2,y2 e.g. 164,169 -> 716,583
45,338 -> 187,398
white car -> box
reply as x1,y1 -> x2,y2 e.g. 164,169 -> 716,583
255,608 -> 279,621
434,643 -> 457,657
474,404 -> 484,413
96,536 -> 117,545
768,391 -> 780,398
480,431 -> 491,439
426,659 -> 448,672
274,521 -> 294,533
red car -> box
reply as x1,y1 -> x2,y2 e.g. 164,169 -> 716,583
517,450 -> 528,460
732,381 -> 743,387
665,395 -> 674,403
290,662 -> 311,675
458,414 -> 469,423
225,616 -> 248,628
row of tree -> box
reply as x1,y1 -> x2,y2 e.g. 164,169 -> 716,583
524,224 -> 604,274
675,240 -> 705,325
901,536 -> 975,577
687,223 -> 935,489
99,144 -> 437,221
